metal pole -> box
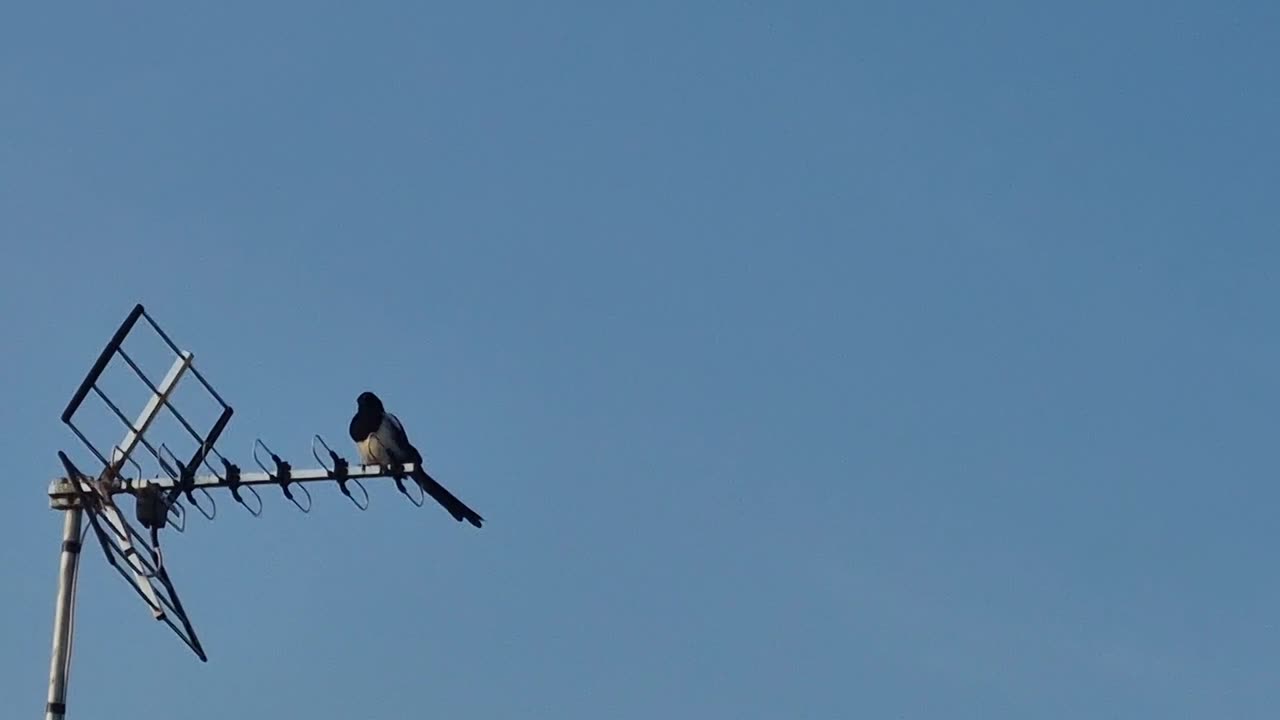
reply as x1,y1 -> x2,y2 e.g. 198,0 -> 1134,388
46,507 -> 83,720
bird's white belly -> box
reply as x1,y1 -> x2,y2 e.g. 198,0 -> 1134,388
356,436 -> 387,464
356,418 -> 403,465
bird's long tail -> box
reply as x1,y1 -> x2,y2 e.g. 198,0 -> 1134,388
412,468 -> 484,528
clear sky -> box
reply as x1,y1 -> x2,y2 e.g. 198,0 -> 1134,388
2,2 -> 1278,718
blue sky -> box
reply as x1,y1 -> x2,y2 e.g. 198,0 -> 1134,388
2,1 -> 1279,717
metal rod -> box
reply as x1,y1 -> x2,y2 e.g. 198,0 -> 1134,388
112,352 -> 193,466
136,310 -> 232,409
48,463 -> 429,498
46,508 -> 83,720
60,303 -> 145,423
116,349 -> 209,448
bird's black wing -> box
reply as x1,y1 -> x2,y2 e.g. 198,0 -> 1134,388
383,413 -> 423,464
385,413 -> 484,528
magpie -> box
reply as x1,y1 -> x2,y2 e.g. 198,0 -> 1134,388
348,391 -> 484,528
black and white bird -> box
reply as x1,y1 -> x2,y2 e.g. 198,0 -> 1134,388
348,391 -> 484,528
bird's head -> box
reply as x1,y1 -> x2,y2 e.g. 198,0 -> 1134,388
356,391 -> 384,413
